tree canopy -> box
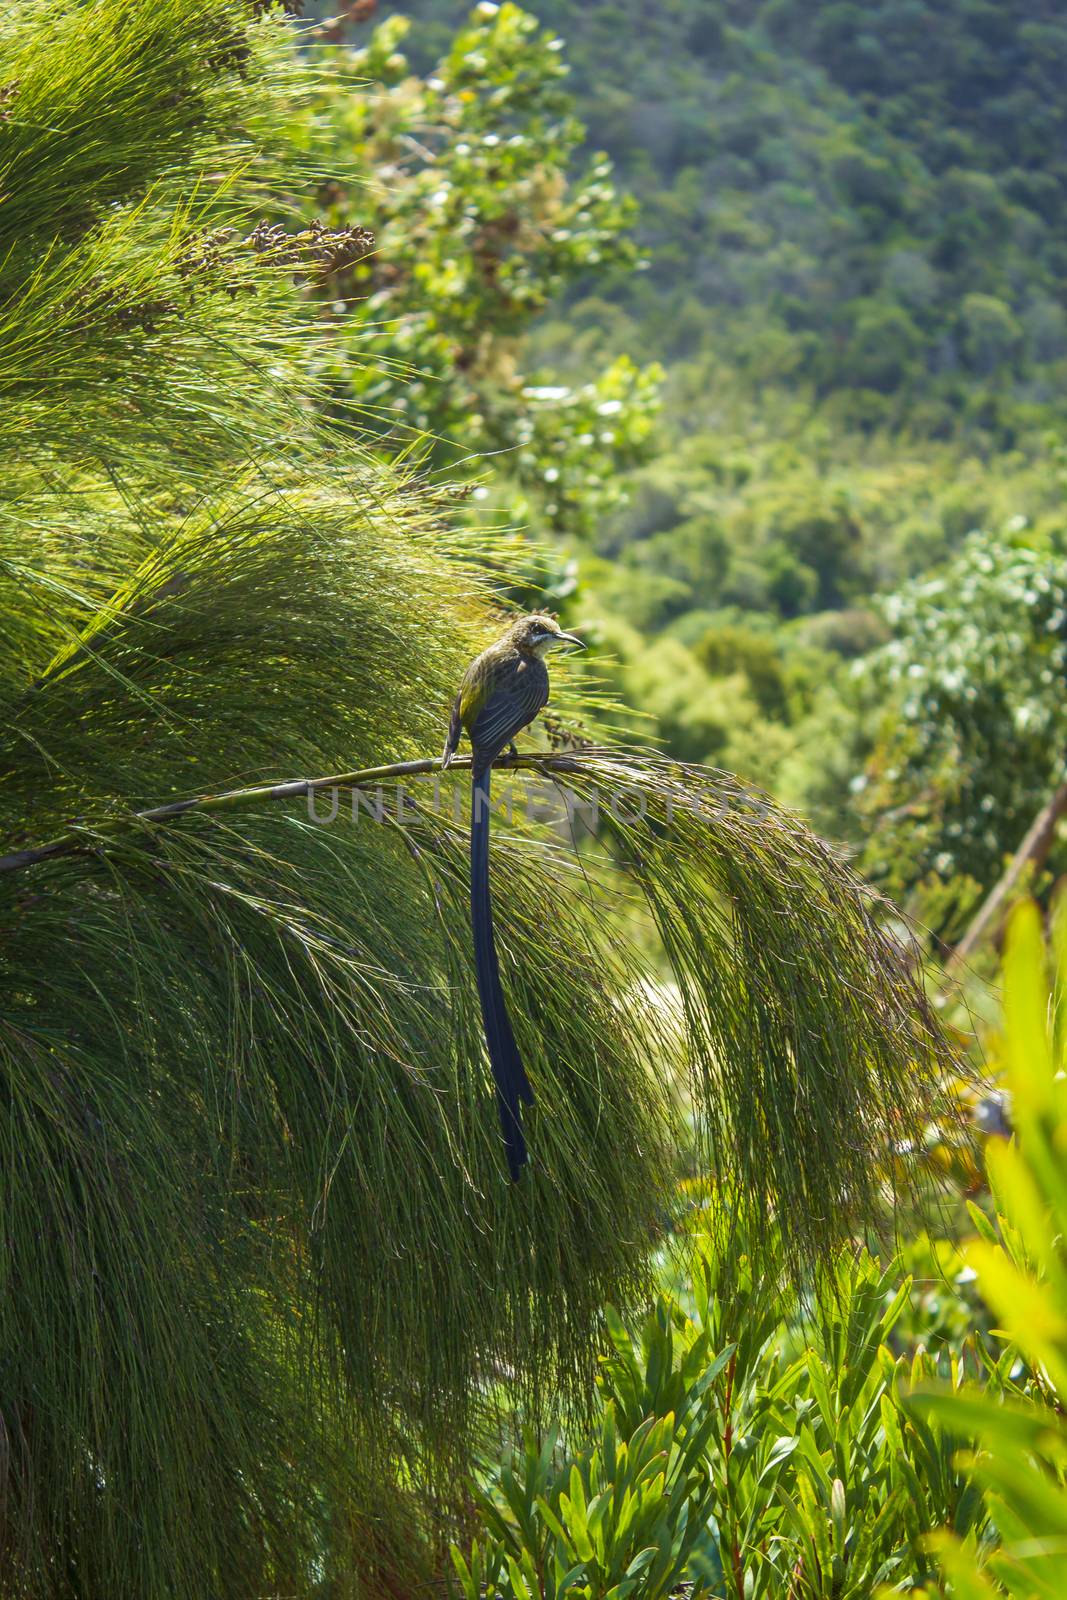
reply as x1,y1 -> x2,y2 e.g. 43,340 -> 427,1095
359,0 -> 1067,942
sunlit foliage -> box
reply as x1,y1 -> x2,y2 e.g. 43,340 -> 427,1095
293,0 -> 662,541
0,2 -> 970,1594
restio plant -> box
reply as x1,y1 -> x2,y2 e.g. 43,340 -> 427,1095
452,901 -> 1067,1600
0,0 -> 977,1594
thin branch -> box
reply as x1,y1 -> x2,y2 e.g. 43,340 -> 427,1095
0,750 -> 593,877
945,773 -> 1067,977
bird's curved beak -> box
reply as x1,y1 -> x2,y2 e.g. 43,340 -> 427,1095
556,631 -> 584,651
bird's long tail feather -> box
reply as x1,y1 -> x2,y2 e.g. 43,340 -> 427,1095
471,765 -> 533,1180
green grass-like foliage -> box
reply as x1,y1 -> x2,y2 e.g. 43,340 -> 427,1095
455,1211 -> 996,1598
911,902 -> 1067,1597
0,0 -> 967,1593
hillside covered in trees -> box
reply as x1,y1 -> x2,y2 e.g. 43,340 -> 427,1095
353,0 -> 1067,943
392,0 -> 1067,416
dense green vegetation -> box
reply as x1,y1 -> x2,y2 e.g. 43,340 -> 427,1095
345,0 -> 1067,941
0,1 -> 976,1595
269,19 -> 1067,1584
382,0 -> 1067,420
7,1 -> 1067,1596
454,902 -> 1067,1599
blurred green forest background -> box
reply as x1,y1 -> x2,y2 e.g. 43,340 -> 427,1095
306,0 -> 1067,950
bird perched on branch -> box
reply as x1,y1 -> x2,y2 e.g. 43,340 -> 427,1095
442,613 -> 584,1179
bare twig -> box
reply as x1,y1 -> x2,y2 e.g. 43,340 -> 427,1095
946,773 -> 1067,977
0,750 -> 594,876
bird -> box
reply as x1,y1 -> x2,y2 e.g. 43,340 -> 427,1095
442,613 -> 584,1179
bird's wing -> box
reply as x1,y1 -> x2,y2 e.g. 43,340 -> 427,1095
467,660 -> 549,763
441,691 -> 463,766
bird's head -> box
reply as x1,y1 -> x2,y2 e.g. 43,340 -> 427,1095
507,613 -> 584,658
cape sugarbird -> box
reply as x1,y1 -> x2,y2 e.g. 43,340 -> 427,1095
442,614 -> 583,1178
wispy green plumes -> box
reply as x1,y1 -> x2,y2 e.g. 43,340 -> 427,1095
0,0 -> 668,1586
517,750 -> 959,1258
0,0 -> 320,469
0,0 -> 967,1595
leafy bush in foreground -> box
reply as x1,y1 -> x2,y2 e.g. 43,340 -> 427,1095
455,1217 -> 999,1598
914,901 -> 1067,1596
